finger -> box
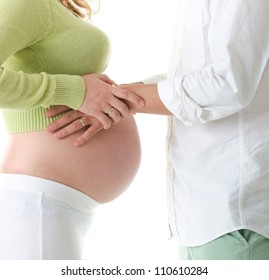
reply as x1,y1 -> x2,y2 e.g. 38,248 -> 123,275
97,74 -> 115,85
108,98 -> 130,118
73,124 -> 103,147
53,118 -> 86,139
46,110 -> 83,132
112,87 -> 145,107
93,111 -> 113,130
106,107 -> 121,124
45,105 -> 71,118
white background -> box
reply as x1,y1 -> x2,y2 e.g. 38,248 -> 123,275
84,0 -> 179,263
0,0 -> 179,263
0,2 -> 268,279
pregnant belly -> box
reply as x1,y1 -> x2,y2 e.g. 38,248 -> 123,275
0,116 -> 141,203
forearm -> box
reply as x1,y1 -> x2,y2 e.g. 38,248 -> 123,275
121,83 -> 172,116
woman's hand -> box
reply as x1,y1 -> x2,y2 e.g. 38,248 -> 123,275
46,105 -> 103,147
80,74 -> 145,129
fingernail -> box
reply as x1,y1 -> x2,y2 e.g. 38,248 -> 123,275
73,140 -> 80,147
140,100 -> 146,106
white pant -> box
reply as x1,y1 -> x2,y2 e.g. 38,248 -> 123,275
0,174 -> 100,260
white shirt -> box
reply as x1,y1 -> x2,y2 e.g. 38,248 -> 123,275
152,0 -> 269,246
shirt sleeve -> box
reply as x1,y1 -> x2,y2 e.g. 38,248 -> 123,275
158,0 -> 269,126
0,0 -> 85,111
142,73 -> 167,84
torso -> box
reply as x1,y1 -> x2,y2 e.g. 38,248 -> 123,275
0,116 -> 141,203
0,0 -> 141,203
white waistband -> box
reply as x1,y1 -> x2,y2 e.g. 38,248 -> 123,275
0,173 -> 100,212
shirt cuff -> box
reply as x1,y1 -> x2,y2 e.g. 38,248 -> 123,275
157,78 -> 204,126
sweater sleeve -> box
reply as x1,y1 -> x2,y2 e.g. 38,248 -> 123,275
0,0 -> 85,111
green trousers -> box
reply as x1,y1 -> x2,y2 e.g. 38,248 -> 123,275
179,230 -> 269,260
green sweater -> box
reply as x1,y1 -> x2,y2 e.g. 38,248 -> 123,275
0,0 -> 110,133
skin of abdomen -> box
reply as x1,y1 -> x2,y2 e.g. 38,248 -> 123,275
0,116 -> 141,203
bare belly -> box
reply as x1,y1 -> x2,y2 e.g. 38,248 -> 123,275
0,116 -> 141,203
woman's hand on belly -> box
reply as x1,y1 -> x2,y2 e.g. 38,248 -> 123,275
46,105 -> 104,147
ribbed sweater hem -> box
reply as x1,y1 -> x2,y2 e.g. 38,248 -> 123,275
2,107 -> 62,134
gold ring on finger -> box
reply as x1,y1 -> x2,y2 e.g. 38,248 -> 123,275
106,107 -> 115,117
